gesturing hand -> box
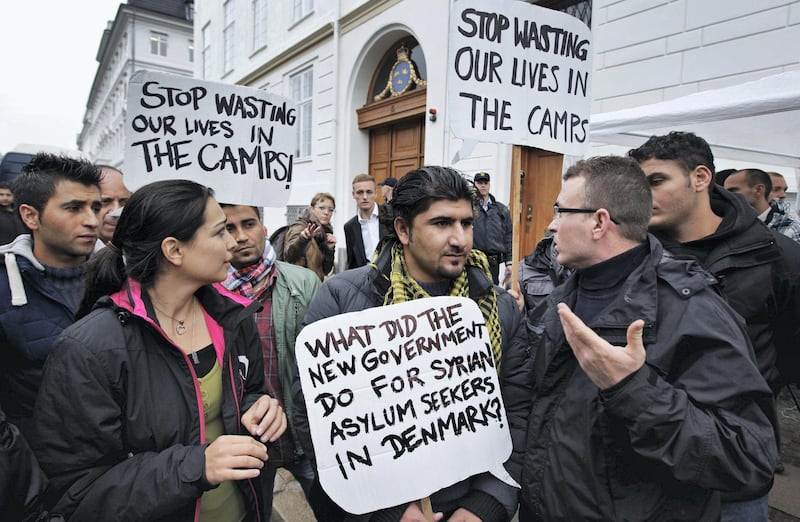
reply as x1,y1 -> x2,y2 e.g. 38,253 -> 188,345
241,395 -> 287,443
557,303 -> 646,390
204,435 -> 267,485
301,223 -> 319,240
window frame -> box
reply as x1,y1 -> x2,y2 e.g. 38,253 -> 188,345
290,67 -> 314,159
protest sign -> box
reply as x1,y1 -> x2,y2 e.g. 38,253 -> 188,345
124,71 -> 297,207
295,296 -> 512,514
447,0 -> 593,156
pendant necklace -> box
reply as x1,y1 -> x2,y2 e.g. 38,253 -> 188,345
153,298 -> 194,336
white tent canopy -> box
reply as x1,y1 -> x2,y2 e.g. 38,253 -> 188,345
589,71 -> 800,174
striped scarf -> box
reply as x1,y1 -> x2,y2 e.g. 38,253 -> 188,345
380,242 -> 503,371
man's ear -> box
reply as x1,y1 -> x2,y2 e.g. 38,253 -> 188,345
160,237 -> 184,268
18,204 -> 40,231
693,165 -> 714,192
592,209 -> 614,238
394,217 -> 411,245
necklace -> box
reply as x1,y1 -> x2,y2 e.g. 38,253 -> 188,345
152,298 -> 195,336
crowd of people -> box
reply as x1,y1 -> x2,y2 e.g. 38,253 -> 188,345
1,130 -> 799,521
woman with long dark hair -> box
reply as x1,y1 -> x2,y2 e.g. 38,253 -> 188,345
32,180 -> 286,521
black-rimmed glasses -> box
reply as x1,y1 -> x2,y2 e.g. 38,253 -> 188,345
553,205 -> 619,224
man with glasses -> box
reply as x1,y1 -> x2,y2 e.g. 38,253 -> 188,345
519,156 -> 776,521
344,173 -> 388,269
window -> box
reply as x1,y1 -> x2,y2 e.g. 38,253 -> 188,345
291,67 -> 313,158
291,0 -> 313,24
150,32 -> 168,56
253,0 -> 268,50
223,0 -> 236,73
525,0 -> 592,28
202,23 -> 211,79
188,39 -> 194,62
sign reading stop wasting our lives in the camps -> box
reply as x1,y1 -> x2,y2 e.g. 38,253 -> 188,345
124,71 -> 297,207
447,0 -> 593,156
295,296 -> 512,514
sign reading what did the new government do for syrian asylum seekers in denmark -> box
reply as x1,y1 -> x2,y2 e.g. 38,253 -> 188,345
448,0 -> 593,156
124,70 -> 297,207
295,296 -> 512,514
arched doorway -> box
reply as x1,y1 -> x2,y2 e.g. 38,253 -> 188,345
356,39 -> 427,203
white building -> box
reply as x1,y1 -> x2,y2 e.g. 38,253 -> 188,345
193,0 -> 799,265
78,0 -> 195,167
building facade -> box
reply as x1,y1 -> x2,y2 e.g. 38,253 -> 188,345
193,0 -> 800,267
78,0 -> 195,166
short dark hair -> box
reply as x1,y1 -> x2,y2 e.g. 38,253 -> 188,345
219,203 -> 262,221
391,166 -> 474,227
627,131 -> 716,177
13,153 -> 101,213
79,180 -> 214,317
0,182 -> 11,190
733,168 -> 772,202
563,156 -> 651,243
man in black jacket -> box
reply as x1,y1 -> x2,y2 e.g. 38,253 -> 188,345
520,156 -> 776,521
294,166 -> 531,522
343,174 -> 389,269
629,132 -> 800,519
472,172 -> 513,285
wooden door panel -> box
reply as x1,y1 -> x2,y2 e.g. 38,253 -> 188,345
519,150 -> 563,258
391,158 -> 419,179
369,117 -> 425,203
392,122 -> 421,158
371,163 -> 389,182
370,127 -> 391,162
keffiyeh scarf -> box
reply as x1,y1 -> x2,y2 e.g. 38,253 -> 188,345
380,242 -> 504,371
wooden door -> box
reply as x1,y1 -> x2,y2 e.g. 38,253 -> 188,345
369,118 -> 425,203
513,147 -> 564,259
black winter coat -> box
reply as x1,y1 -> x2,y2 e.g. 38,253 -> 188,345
520,237 -> 778,521
654,185 -> 800,390
31,281 -> 267,522
292,244 -> 532,521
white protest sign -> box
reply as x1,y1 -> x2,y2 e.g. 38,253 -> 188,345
447,0 -> 593,156
296,296 -> 512,514
124,71 -> 297,207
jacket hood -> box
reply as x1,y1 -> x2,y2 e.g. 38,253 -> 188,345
0,234 -> 44,306
707,184 -> 761,240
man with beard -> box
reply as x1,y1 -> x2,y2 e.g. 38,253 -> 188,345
221,203 -> 321,516
293,166 -> 530,521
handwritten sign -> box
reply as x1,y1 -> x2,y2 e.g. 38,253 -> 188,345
124,71 -> 297,207
447,0 -> 593,156
295,296 -> 512,514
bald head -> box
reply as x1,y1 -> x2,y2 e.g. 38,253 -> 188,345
724,169 -> 771,214
97,166 -> 131,243
768,172 -> 788,201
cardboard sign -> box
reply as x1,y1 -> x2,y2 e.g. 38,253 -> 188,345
447,0 -> 593,156
295,296 -> 512,514
124,71 -> 297,207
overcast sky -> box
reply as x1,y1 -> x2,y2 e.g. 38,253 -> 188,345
0,1 -> 122,154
